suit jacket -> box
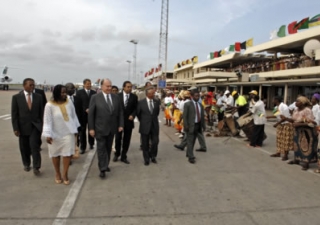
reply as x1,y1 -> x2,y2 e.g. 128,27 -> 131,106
137,98 -> 160,135
76,88 -> 96,120
69,95 -> 83,128
118,92 -> 138,129
34,88 -> 47,109
88,92 -> 124,138
183,100 -> 206,133
11,91 -> 44,135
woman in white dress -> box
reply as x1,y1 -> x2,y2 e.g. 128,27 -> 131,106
42,85 -> 80,185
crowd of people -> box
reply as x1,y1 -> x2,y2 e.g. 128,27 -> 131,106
164,87 -> 320,173
216,53 -> 317,74
11,77 -> 320,185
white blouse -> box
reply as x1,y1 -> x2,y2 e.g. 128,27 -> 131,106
42,99 -> 80,139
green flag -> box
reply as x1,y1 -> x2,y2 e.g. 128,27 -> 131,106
229,45 -> 235,52
277,25 -> 286,37
210,52 -> 214,59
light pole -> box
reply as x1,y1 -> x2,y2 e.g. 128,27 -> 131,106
126,60 -> 131,80
130,39 -> 138,84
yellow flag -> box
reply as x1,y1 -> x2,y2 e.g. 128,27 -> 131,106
221,49 -> 226,55
192,56 -> 198,63
246,38 -> 254,47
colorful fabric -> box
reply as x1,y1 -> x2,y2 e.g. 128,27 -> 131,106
276,123 -> 294,154
293,126 -> 318,163
292,107 -> 314,122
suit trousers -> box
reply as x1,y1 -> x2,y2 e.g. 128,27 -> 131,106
250,124 -> 265,147
186,123 -> 202,159
18,127 -> 41,169
96,134 -> 114,172
179,130 -> 206,150
141,129 -> 159,162
80,116 -> 94,150
115,127 -> 133,160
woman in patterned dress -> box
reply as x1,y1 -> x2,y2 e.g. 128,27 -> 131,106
280,96 -> 317,170
268,96 -> 293,161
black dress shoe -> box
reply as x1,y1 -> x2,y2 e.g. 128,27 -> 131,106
113,156 -> 118,162
90,145 -> 94,150
80,149 -> 85,154
106,167 -> 111,172
24,166 -> 31,172
151,158 -> 157,164
99,171 -> 106,178
121,159 -> 130,164
174,144 -> 184,151
144,161 -> 150,166
196,148 -> 207,152
188,158 -> 196,164
33,169 -> 40,176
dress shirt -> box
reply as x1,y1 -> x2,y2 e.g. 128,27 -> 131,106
192,100 -> 201,123
24,90 -> 32,103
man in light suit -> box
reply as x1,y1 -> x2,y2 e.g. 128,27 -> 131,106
88,78 -> 124,178
114,81 -> 138,164
76,78 -> 96,154
11,78 -> 43,175
137,86 -> 160,165
183,90 -> 207,164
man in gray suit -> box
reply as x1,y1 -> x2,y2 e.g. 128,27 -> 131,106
11,78 -> 43,175
183,90 -> 207,164
88,78 -> 124,178
137,86 -> 160,165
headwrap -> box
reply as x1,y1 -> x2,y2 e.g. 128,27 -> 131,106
183,90 -> 191,98
313,93 -> 320,101
297,96 -> 311,106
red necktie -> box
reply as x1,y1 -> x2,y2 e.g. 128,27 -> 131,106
195,102 -> 200,122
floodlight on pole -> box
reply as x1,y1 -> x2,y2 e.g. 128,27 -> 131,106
130,39 -> 138,84
126,60 -> 131,80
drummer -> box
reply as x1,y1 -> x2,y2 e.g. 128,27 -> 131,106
232,91 -> 248,117
246,91 -> 266,148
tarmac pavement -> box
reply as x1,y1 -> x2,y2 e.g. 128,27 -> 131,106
1,90 -> 320,225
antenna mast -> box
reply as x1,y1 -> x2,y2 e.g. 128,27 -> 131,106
157,0 -> 169,84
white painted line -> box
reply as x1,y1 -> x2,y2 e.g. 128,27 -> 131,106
0,114 -> 10,118
3,116 -> 11,120
232,137 -> 320,178
52,149 -> 96,225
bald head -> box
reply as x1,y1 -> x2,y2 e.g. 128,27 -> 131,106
101,78 -> 112,94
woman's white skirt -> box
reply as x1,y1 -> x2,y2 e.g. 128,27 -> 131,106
48,134 -> 75,158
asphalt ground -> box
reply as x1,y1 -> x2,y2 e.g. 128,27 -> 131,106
1,89 -> 320,225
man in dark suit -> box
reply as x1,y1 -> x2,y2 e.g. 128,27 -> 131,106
65,83 -> 82,145
88,78 -> 124,178
183,90 -> 206,164
34,88 -> 47,109
137,86 -> 160,166
76,78 -> 96,154
114,81 -> 138,164
11,78 -> 43,175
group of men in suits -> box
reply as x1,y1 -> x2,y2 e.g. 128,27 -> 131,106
88,78 -> 160,178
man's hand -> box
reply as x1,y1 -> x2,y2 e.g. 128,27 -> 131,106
89,130 -> 95,137
118,127 -> 123,132
128,115 -> 134,121
14,131 -> 20,137
86,108 -> 89,113
46,137 -> 53,144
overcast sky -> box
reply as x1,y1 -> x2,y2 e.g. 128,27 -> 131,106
1,0 -> 319,87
